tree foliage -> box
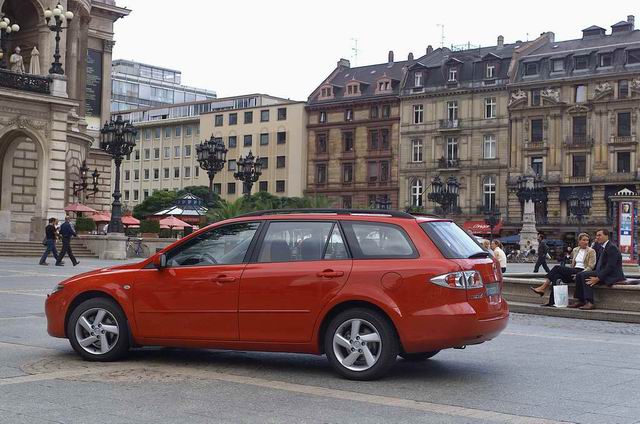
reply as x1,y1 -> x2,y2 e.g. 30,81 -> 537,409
132,190 -> 178,220
205,194 -> 334,223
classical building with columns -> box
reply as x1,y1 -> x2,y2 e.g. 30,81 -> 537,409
507,16 -> 640,243
0,0 -> 128,241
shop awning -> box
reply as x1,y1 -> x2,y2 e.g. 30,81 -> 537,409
463,220 -> 502,235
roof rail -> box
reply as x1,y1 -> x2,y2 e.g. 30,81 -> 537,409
237,208 -> 416,219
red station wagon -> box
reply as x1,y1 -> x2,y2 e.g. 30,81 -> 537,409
45,209 -> 509,380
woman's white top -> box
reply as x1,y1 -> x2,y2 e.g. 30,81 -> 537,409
494,247 -> 507,268
574,248 -> 587,269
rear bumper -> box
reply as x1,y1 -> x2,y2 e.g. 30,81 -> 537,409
399,299 -> 509,353
45,292 -> 67,338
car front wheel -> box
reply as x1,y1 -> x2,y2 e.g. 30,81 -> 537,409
324,308 -> 398,380
67,297 -> 130,361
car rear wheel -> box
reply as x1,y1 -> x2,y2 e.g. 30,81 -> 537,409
324,308 -> 398,380
399,350 -> 440,361
67,297 -> 130,361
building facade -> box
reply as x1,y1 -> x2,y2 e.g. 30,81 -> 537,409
507,16 -> 640,243
305,54 -> 404,209
398,39 -> 518,231
115,94 -> 307,207
0,0 -> 128,241
111,59 -> 216,112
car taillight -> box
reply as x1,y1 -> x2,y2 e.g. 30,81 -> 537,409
430,271 -> 483,289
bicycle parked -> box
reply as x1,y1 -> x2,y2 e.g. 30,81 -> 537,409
126,237 -> 150,258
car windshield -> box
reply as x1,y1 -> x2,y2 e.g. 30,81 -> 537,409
420,221 -> 485,259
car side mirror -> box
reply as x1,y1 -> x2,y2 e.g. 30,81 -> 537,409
154,253 -> 167,270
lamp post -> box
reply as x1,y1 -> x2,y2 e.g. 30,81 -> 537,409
568,190 -> 592,235
483,207 -> 501,242
515,169 -> 547,253
99,115 -> 137,234
233,151 -> 262,196
0,15 -> 20,69
72,161 -> 100,199
44,2 -> 74,75
196,135 -> 227,197
427,175 -> 460,215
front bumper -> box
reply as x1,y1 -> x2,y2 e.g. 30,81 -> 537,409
45,292 -> 68,338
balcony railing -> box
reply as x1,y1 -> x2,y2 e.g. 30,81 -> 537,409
438,119 -> 462,130
437,157 -> 460,169
611,135 -> 635,144
0,69 -> 51,95
564,135 -> 594,148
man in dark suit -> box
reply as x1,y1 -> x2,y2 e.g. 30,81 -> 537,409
55,216 -> 79,267
533,233 -> 550,273
571,229 -> 624,310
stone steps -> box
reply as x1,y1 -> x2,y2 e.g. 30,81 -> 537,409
0,240 -> 98,258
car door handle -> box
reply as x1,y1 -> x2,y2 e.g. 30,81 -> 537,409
316,270 -> 344,278
212,275 -> 237,283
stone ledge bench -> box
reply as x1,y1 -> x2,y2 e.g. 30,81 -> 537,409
502,273 -> 640,323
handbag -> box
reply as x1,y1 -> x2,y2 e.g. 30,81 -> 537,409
42,238 -> 47,246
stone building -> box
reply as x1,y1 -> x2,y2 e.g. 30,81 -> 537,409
507,16 -> 640,242
305,53 -> 405,209
0,0 -> 128,241
116,94 -> 306,206
398,39 -> 521,233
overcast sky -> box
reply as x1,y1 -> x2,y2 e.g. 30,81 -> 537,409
113,1 -> 639,101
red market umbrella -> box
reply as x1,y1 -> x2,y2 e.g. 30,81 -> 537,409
64,203 -> 97,214
121,215 -> 140,227
91,213 -> 111,223
158,215 -> 191,229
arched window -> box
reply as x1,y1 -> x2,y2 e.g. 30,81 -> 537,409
411,179 -> 423,207
483,176 -> 496,209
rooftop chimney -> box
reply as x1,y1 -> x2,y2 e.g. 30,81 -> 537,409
408,52 -> 414,61
388,50 -> 394,64
629,15 -> 635,29
546,31 -> 555,43
497,35 -> 504,49
337,58 -> 350,68
426,45 -> 433,54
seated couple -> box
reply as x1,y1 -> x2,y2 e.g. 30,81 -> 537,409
530,229 -> 624,310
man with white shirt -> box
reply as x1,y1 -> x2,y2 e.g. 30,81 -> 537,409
571,229 -> 625,310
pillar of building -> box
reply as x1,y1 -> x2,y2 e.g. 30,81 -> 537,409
591,185 -> 607,222
64,6 -> 81,99
76,16 -> 90,119
546,186 -> 560,224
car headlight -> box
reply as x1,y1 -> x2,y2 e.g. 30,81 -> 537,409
51,283 -> 64,294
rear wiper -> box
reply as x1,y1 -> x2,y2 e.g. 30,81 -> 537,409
468,252 -> 491,259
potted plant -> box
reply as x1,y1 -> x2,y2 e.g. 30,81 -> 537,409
140,219 -> 160,238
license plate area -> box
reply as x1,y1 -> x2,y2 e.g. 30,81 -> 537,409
485,282 -> 500,304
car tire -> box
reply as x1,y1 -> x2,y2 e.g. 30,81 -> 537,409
324,308 -> 399,381
399,350 -> 440,362
67,297 -> 130,362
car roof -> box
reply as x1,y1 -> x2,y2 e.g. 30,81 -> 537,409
223,209 -> 450,224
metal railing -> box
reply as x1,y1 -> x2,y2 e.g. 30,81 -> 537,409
438,119 -> 462,130
437,157 -> 460,169
0,69 -> 50,94
564,135 -> 594,147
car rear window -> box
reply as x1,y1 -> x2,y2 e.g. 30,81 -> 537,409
420,221 -> 486,259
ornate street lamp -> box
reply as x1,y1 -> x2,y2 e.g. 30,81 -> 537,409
44,2 -> 74,75
516,174 -> 547,204
233,151 -> 262,196
196,135 -> 227,196
427,175 -> 460,215
484,207 -> 502,242
100,115 -> 137,233
72,161 -> 100,198
568,190 -> 592,235
0,15 -> 20,69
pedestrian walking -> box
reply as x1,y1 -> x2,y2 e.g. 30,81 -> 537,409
39,217 -> 59,266
491,240 -> 507,274
56,216 -> 79,267
533,232 -> 550,273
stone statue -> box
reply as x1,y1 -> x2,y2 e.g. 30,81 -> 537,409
509,89 -> 527,105
9,46 -> 25,73
594,81 -> 613,95
29,46 -> 40,75
540,88 -> 560,103
630,77 -> 640,91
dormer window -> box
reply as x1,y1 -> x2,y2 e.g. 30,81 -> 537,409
485,64 -> 495,79
414,72 -> 423,86
574,56 -> 589,70
319,86 -> 334,99
599,53 -> 612,67
552,59 -> 564,72
346,83 -> 360,95
448,67 -> 458,82
376,78 -> 392,93
524,62 -> 538,76
626,49 -> 640,65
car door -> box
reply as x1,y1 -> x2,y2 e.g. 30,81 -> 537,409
133,221 -> 261,341
239,220 -> 352,343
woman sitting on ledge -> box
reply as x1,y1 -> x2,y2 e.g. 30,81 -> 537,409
530,233 -> 596,306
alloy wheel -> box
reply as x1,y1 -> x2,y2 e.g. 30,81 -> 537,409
74,307 -> 120,355
332,318 -> 382,372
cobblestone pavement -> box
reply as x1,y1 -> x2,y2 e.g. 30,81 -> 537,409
1,257 -> 640,424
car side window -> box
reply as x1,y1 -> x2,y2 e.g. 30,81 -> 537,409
324,225 -> 349,260
342,222 -> 418,259
165,222 -> 260,267
257,221 -> 334,263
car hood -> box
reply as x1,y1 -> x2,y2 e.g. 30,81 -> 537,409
58,261 -> 145,286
